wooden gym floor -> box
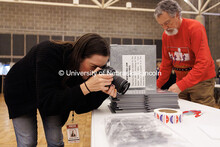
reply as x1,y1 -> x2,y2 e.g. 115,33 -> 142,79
0,94 -> 92,147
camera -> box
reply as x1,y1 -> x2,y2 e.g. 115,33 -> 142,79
96,66 -> 130,95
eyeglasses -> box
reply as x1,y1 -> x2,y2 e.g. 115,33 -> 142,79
160,19 -> 172,28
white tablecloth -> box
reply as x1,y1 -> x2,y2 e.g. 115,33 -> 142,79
91,99 -> 220,147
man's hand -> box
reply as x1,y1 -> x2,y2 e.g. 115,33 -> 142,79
168,83 -> 181,94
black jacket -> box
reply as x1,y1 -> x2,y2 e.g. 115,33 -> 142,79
4,41 -> 108,124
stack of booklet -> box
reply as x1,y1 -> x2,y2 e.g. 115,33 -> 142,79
108,90 -> 179,113
145,90 -> 180,110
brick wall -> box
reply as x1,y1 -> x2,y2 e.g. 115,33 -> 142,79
0,0 -> 164,37
0,0 -> 219,66
206,0 -> 220,71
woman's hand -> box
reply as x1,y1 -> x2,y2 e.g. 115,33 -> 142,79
102,84 -> 117,98
86,73 -> 113,91
81,67 -> 117,97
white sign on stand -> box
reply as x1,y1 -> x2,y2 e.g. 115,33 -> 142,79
110,45 -> 156,91
122,55 -> 145,88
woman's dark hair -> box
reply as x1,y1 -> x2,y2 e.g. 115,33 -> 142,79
67,33 -> 110,71
52,33 -> 110,86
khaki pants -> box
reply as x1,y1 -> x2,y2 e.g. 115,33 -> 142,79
178,78 -> 217,107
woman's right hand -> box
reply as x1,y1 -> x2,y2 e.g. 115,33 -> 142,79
85,67 -> 114,92
80,67 -> 114,95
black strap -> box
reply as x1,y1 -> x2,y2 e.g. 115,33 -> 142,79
84,82 -> 91,93
72,111 -> 74,123
173,67 -> 192,71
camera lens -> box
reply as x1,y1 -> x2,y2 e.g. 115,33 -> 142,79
112,76 -> 130,95
95,66 -> 130,94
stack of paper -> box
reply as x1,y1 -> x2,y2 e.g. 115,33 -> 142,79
108,90 -> 179,113
109,94 -> 148,113
145,90 -> 180,110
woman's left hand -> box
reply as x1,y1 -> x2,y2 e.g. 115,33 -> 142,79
103,84 -> 117,98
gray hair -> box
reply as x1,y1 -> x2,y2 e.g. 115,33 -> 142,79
154,0 -> 182,18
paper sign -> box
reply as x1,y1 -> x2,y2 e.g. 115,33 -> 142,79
122,55 -> 145,88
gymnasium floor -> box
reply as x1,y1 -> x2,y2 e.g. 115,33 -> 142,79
0,94 -> 91,147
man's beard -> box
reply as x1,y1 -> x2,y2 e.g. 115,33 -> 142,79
165,28 -> 178,36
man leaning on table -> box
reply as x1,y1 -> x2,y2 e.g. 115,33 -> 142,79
155,0 -> 217,107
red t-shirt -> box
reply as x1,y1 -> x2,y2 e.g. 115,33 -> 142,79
157,18 -> 216,91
